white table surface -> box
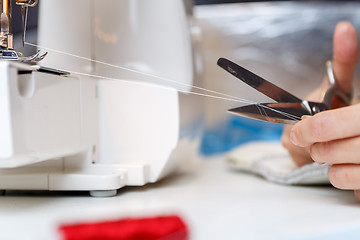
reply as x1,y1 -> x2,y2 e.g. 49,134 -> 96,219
1,157 -> 360,240
3,4 -> 360,240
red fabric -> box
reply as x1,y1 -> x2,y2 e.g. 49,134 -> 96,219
59,215 -> 188,240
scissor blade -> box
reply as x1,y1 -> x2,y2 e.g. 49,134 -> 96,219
217,58 -> 302,103
228,102 -> 311,125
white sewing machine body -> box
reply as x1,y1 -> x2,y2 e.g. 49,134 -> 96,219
0,0 -> 200,196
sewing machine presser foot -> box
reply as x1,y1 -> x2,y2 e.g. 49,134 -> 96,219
0,49 -> 48,63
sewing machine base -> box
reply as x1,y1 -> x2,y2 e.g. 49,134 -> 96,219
0,161 -> 150,197
0,61 -> 197,197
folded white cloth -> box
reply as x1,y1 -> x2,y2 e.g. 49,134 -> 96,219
226,141 -> 331,185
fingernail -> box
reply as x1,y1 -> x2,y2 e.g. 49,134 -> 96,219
328,167 -> 338,187
290,131 -> 299,146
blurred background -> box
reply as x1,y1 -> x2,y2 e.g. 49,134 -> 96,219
12,0 -> 360,156
195,0 -> 359,3
194,1 -> 360,155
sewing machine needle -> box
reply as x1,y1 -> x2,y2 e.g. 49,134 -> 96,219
21,6 -> 29,47
21,6 -> 25,47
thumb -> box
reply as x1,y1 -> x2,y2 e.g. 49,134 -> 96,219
332,21 -> 359,94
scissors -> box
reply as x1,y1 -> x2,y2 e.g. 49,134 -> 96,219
217,58 -> 352,124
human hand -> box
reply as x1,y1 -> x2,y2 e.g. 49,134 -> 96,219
281,22 -> 360,198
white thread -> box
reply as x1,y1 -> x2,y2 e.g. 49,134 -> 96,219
70,70 -> 243,103
71,70 -> 302,121
25,41 -> 254,105
257,104 -> 301,121
25,41 -> 302,122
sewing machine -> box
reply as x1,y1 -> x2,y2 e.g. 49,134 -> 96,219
0,0 -> 202,197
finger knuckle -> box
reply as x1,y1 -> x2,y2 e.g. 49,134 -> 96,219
329,166 -> 352,190
312,142 -> 332,163
311,115 -> 328,141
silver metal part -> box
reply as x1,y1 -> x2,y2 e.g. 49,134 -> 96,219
301,100 -> 312,115
21,6 -> 25,46
322,60 -> 352,107
222,58 -> 349,125
16,0 -> 37,47
312,105 -> 320,114
15,0 -> 38,7
326,60 -> 336,85
0,0 -> 45,62
0,0 -> 13,49
0,49 -> 47,62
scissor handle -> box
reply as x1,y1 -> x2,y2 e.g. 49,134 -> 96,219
321,60 -> 352,108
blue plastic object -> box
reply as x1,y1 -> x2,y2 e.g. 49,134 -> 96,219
200,116 -> 284,156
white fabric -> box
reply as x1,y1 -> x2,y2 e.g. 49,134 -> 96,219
226,141 -> 331,185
